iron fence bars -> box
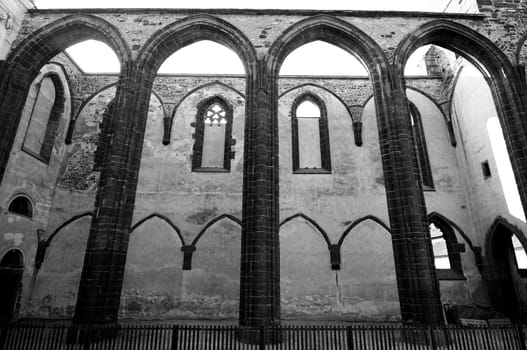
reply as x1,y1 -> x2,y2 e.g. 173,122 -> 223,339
0,322 -> 526,350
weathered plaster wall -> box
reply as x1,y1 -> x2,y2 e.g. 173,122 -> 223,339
405,88 -> 487,306
121,82 -> 245,319
278,84 -> 396,320
452,63 -> 527,242
451,60 -> 527,311
0,62 -> 71,317
16,84 -> 115,318
26,215 -> 91,318
1,52 -> 515,320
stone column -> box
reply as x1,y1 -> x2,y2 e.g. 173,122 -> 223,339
383,87 -> 444,324
72,71 -> 151,326
239,60 -> 280,328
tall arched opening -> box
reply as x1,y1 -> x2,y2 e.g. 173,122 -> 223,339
0,249 -> 24,321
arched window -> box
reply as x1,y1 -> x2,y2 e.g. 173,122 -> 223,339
7,196 -> 33,218
429,216 -> 464,280
291,94 -> 331,173
23,74 -> 66,163
192,97 -> 233,172
409,102 -> 434,190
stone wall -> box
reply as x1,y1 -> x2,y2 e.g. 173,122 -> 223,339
1,70 -> 490,320
2,4 -> 527,323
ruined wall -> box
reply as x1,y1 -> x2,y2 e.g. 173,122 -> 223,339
0,62 -> 71,317
278,84 -> 397,320
0,0 -> 32,60
451,61 -> 527,308
3,70 -> 488,320
405,88 -> 487,306
452,63 -> 527,242
120,82 -> 245,319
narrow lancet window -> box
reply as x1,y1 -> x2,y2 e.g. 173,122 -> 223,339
292,94 -> 331,173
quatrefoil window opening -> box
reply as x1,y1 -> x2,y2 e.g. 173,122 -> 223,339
204,103 -> 227,126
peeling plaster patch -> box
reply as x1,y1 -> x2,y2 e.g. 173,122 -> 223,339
4,233 -> 24,246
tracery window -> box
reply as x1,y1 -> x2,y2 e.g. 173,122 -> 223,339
192,97 -> 233,172
409,102 -> 434,190
429,216 -> 464,280
291,94 -> 331,173
23,74 -> 65,163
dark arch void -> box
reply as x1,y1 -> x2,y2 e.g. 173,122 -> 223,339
8,195 -> 33,218
0,249 -> 24,321
485,216 -> 527,322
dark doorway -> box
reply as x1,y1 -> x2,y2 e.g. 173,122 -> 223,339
486,220 -> 526,322
0,249 -> 24,321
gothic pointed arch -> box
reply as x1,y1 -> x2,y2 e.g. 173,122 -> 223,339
267,15 -> 389,80
191,95 -> 234,172
394,20 -> 527,219
0,14 -> 131,185
131,213 -> 186,247
290,92 -> 331,173
136,14 -> 257,79
337,215 -> 391,247
427,213 -> 464,279
279,213 -> 332,248
485,216 -> 527,321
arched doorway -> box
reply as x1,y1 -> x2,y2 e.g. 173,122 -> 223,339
486,219 -> 527,321
0,249 -> 24,321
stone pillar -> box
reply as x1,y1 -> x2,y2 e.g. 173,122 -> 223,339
384,88 -> 444,324
72,72 -> 151,326
239,60 -> 280,327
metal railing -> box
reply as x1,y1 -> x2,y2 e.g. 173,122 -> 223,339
0,323 -> 525,349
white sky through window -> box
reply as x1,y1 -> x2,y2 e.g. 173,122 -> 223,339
66,40 -> 120,73
280,41 -> 367,76
158,41 -> 244,75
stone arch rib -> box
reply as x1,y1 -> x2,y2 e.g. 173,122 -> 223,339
136,14 -> 257,79
0,14 -> 131,186
393,20 -> 519,94
394,20 -> 527,224
279,213 -> 332,248
279,83 -> 353,121
130,213 -> 186,247
47,211 -> 94,244
172,82 -> 245,118
267,15 -> 390,82
485,215 -> 527,257
337,215 -> 391,248
427,212 -> 476,252
190,214 -> 242,247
